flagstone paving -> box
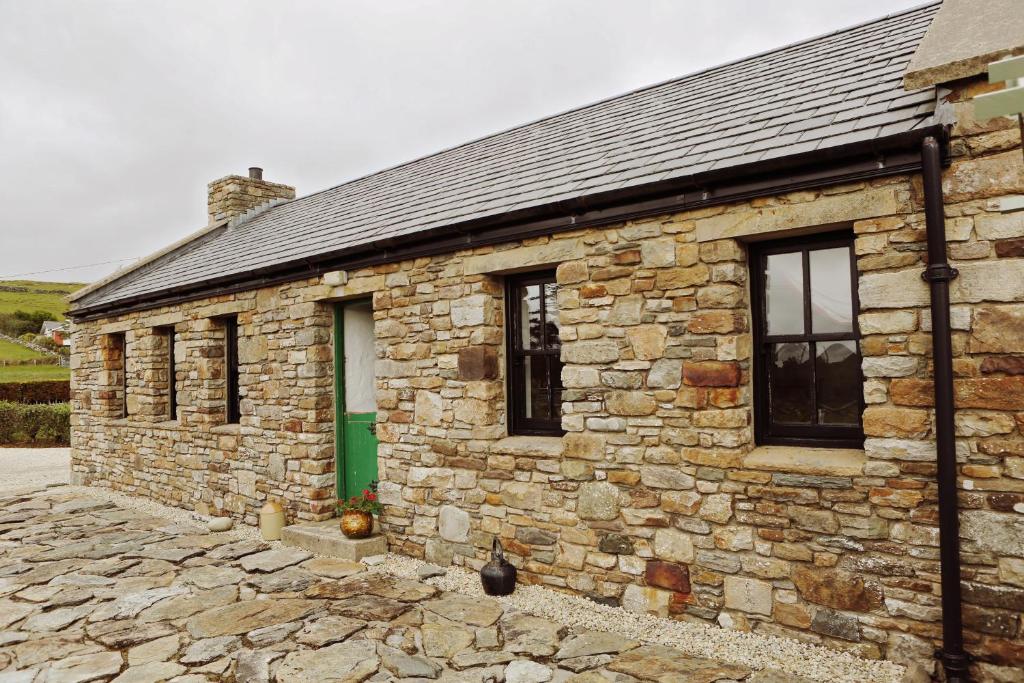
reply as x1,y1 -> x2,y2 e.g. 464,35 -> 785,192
0,489 -> 810,682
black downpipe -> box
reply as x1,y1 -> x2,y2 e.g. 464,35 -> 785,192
921,135 -> 969,682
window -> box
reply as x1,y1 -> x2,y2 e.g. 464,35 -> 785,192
506,271 -> 563,436
750,232 -> 863,448
111,332 -> 127,419
162,327 -> 177,421
222,316 -> 240,423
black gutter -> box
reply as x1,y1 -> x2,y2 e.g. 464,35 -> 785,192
70,126 -> 943,322
921,134 -> 969,683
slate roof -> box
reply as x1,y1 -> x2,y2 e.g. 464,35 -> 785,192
74,2 -> 939,312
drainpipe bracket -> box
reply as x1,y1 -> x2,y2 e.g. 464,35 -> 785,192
922,264 -> 959,282
935,647 -> 973,678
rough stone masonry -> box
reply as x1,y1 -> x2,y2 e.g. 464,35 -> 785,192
70,78 -> 1024,682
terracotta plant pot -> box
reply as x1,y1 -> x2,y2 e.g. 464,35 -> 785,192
340,510 -> 373,539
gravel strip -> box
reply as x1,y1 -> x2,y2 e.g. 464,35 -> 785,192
0,447 -> 70,491
379,553 -> 905,683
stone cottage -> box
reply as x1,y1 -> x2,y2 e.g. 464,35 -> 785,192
68,2 -> 1024,680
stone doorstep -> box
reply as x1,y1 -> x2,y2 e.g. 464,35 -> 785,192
281,520 -> 387,561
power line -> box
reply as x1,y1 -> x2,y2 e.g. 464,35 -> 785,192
0,257 -> 139,280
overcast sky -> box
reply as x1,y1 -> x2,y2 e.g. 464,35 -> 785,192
0,0 -> 924,284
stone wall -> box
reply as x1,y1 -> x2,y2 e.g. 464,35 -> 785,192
368,77 -> 1023,679
71,286 -> 337,525
71,76 -> 1024,678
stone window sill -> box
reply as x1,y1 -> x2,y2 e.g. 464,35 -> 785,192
211,423 -> 241,436
104,417 -> 181,429
492,435 -> 564,458
741,445 -> 865,477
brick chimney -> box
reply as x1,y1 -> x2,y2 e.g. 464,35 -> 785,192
207,167 -> 296,224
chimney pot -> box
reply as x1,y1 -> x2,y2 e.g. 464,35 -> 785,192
249,167 -> 263,180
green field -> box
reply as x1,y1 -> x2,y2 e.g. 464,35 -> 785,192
0,280 -> 83,319
0,280 -> 81,373
0,364 -> 70,383
0,338 -> 48,362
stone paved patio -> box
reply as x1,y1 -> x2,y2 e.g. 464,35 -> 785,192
0,489 -> 812,682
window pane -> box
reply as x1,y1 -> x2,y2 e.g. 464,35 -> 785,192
765,252 -> 804,335
769,342 -> 813,424
524,356 -> 550,419
543,282 -> 561,348
550,355 -> 563,418
810,247 -> 853,334
519,284 -> 542,349
816,340 -> 860,425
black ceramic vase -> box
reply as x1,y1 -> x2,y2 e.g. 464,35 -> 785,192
480,538 -> 516,596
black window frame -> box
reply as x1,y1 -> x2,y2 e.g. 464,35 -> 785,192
506,271 -> 564,437
749,230 -> 865,449
221,316 -> 240,424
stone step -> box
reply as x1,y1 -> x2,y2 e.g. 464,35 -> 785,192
281,519 -> 387,561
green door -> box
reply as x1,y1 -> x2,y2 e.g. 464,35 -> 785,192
334,301 -> 379,501
342,412 -> 378,499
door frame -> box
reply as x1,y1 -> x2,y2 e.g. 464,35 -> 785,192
333,298 -> 378,503
332,301 -> 347,500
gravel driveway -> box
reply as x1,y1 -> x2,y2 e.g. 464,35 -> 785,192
0,489 -> 810,683
0,447 -> 69,492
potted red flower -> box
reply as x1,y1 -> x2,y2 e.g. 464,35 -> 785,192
337,481 -> 382,539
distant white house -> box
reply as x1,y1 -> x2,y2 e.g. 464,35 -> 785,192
39,320 -> 71,346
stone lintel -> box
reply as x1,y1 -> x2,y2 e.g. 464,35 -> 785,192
98,320 -> 134,334
193,300 -> 254,318
742,446 -> 865,477
694,188 -> 899,242
138,311 -> 186,329
300,284 -> 335,303
463,239 -> 584,275
329,275 -> 385,299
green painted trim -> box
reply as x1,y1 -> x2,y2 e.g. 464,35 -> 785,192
332,303 -> 346,507
990,55 -> 1024,84
975,85 -> 1024,120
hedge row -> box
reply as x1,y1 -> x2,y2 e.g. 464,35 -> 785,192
0,380 -> 69,404
0,401 -> 70,446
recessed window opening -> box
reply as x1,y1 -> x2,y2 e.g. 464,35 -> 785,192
158,326 -> 177,421
113,332 -> 127,419
506,271 -> 563,436
221,316 -> 240,424
750,231 -> 864,448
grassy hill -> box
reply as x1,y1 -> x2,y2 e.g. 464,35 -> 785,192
0,280 -> 81,382
0,280 -> 83,319
0,364 -> 69,383
0,338 -> 48,362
